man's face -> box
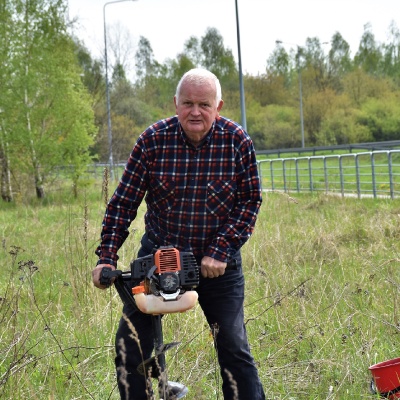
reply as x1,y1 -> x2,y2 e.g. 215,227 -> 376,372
174,80 -> 223,143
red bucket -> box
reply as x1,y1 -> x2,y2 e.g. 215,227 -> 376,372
369,357 -> 400,399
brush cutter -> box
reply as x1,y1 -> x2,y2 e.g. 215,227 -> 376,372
99,245 -> 236,399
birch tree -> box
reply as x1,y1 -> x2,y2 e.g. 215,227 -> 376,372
0,0 -> 13,201
3,0 -> 96,200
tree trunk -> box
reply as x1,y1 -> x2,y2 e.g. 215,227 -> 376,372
25,76 -> 45,199
0,128 -> 13,202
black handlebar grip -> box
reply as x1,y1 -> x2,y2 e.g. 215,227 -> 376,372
226,259 -> 239,270
99,267 -> 121,287
99,267 -> 137,309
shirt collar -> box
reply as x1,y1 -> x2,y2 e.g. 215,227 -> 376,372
178,120 -> 216,149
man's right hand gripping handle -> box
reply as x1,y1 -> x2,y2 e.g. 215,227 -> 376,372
92,264 -> 116,289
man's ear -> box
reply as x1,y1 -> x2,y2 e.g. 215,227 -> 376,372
217,99 -> 224,114
174,95 -> 178,110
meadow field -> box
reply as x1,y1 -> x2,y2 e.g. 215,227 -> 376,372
0,180 -> 399,399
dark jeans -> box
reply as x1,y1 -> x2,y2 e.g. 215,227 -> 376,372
115,234 -> 265,399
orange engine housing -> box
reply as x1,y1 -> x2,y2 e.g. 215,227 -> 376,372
154,247 -> 181,274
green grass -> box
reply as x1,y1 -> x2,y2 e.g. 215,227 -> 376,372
0,183 -> 399,399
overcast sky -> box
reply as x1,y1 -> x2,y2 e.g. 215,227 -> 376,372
67,0 -> 400,76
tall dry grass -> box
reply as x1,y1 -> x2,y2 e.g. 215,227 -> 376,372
0,184 -> 399,399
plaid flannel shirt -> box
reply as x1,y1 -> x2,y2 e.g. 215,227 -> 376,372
96,115 -> 262,266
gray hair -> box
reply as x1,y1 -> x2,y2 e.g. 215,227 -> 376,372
175,68 -> 222,105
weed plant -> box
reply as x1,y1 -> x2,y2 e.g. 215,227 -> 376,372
0,182 -> 399,399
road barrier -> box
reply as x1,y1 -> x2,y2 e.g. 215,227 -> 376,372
257,150 -> 400,199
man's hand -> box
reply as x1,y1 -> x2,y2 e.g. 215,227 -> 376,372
200,256 -> 227,278
92,264 -> 116,289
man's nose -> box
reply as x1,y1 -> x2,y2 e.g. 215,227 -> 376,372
190,105 -> 201,115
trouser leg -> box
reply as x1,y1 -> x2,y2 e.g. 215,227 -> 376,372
197,269 -> 266,400
115,233 -> 160,400
115,304 -> 155,400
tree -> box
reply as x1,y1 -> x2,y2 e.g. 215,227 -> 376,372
328,31 -> 353,90
302,37 -> 330,91
92,76 -> 159,163
134,35 -> 168,107
342,68 -> 392,106
248,104 -> 299,149
167,53 -> 196,84
182,36 -> 202,67
0,0 -> 13,201
266,44 -> 290,79
135,36 -> 160,80
354,23 -> 382,74
381,21 -> 400,82
107,22 -> 135,81
303,88 -> 337,144
357,96 -> 400,141
245,74 -> 289,107
3,0 -> 96,199
318,98 -> 373,145
74,39 -> 105,109
200,27 -> 237,83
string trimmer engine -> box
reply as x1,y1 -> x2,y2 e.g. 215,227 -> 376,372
131,246 -> 200,300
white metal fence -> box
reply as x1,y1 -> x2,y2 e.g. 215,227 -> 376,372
257,150 -> 400,199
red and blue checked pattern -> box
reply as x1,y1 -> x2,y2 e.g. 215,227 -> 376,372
96,115 -> 262,265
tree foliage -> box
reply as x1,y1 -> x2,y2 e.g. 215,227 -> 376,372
0,0 -> 96,201
259,23 -> 400,149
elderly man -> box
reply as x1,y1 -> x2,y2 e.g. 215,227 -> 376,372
92,68 -> 265,399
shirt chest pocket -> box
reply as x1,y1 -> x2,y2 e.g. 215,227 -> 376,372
147,178 -> 175,214
206,180 -> 236,217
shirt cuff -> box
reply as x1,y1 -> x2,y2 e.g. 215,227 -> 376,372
95,250 -> 119,267
204,244 -> 230,263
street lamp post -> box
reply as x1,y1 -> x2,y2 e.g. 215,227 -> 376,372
296,50 -> 305,148
235,0 -> 247,131
103,0 -> 137,180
